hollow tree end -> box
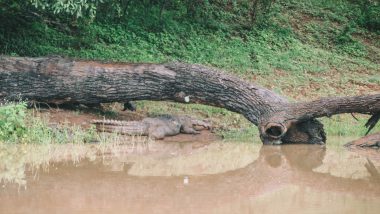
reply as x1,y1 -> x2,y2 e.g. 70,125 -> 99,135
259,122 -> 288,145
259,118 -> 326,145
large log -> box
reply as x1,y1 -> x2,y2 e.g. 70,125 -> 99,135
0,56 -> 379,144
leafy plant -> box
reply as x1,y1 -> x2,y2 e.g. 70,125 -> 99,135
335,24 -> 367,57
0,102 -> 27,142
350,0 -> 380,32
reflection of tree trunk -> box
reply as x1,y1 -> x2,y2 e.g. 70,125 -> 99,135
0,56 -> 379,145
199,144 -> 380,197
345,132 -> 380,147
2,144 -> 379,213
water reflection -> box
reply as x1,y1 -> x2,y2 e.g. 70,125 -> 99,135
0,141 -> 380,213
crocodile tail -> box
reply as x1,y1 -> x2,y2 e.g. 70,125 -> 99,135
92,119 -> 136,126
92,120 -> 148,135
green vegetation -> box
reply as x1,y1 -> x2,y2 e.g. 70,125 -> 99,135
1,1 -> 378,74
0,102 -> 101,144
0,0 -> 379,143
0,102 -> 27,142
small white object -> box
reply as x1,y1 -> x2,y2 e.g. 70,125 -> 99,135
184,96 -> 190,103
183,176 -> 189,185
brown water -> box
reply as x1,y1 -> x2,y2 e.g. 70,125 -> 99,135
1,138 -> 380,214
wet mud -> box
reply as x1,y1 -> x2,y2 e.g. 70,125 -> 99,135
1,139 -> 380,214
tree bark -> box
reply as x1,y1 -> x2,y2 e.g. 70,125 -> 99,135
0,56 -> 379,144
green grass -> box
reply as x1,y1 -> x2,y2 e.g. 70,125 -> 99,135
1,1 -> 378,74
322,115 -> 380,137
0,100 -> 378,145
0,102 -> 99,144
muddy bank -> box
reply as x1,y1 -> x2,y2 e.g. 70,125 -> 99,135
1,138 -> 380,214
36,107 -> 221,143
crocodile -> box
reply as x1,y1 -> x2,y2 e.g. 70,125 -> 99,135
92,115 -> 212,139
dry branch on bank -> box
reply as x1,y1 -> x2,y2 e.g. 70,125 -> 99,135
0,56 -> 379,145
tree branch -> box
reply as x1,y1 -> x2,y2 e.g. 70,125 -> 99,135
1,56 -> 379,145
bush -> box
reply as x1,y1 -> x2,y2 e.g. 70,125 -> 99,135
350,0 -> 380,32
335,24 -> 367,57
0,102 -> 100,144
0,102 -> 27,142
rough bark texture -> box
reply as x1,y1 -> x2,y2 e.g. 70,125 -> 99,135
1,56 -> 379,145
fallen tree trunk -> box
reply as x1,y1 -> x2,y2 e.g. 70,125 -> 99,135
1,56 -> 379,144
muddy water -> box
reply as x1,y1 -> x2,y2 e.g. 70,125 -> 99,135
1,138 -> 380,214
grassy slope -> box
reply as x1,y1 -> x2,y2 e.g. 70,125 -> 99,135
1,0 -> 379,141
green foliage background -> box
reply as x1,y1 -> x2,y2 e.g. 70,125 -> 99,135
0,0 -> 378,74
